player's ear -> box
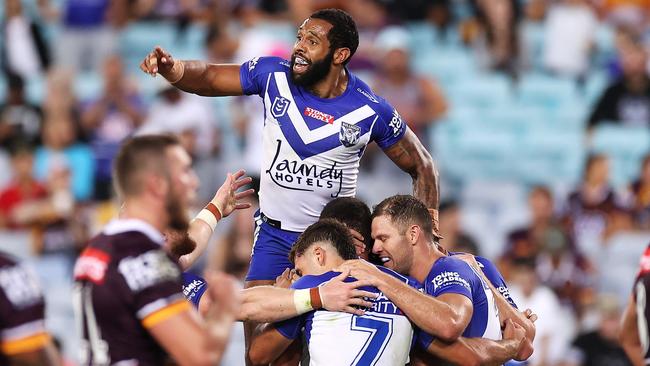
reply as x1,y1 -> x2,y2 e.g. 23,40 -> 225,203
314,246 -> 326,266
147,173 -> 168,199
333,48 -> 351,66
408,225 -> 419,245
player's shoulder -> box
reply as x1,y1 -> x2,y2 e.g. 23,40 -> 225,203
352,75 -> 394,110
242,56 -> 290,75
428,256 -> 477,282
377,265 -> 422,289
100,219 -> 165,253
291,271 -> 342,290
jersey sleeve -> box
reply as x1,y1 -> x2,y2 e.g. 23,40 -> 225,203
240,56 -> 287,96
426,258 -> 474,301
370,96 -> 407,149
475,256 -> 518,309
116,248 -> 189,329
0,262 -> 50,355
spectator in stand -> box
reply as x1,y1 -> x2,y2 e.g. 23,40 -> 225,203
501,186 -> 572,272
536,226 -> 593,315
563,154 -> 619,256
471,0 -> 522,73
137,82 -> 216,160
81,54 -> 145,201
542,0 -> 597,79
561,294 -> 632,366
372,26 -> 448,142
597,0 -> 650,31
42,68 -> 78,128
627,154 -> 650,228
0,144 -> 48,229
588,39 -> 650,129
34,116 -> 94,202
0,75 -> 42,149
510,257 -> 574,366
1,0 -> 51,80
57,0 -> 127,72
438,200 -> 480,255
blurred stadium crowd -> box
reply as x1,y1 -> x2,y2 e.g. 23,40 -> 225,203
2,0 -> 650,365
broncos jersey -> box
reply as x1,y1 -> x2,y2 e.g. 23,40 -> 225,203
274,267 -> 419,366
240,56 -> 407,232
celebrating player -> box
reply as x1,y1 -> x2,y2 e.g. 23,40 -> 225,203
0,251 -> 61,366
338,195 -> 535,362
249,219 -> 525,366
139,7 -> 440,285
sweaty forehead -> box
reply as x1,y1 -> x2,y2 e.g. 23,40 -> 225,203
299,18 -> 332,40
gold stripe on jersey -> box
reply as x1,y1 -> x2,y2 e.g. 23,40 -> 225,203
1,332 -> 50,355
141,300 -> 191,328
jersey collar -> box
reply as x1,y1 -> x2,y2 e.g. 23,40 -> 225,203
103,218 -> 165,245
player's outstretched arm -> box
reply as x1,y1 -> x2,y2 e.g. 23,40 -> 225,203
383,128 -> 441,231
424,319 -> 526,366
248,323 -> 294,365
237,270 -> 376,323
177,170 -> 254,270
338,260 -> 471,342
140,46 -> 244,97
620,295 -> 646,366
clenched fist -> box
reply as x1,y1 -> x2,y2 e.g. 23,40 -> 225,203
139,46 -> 184,83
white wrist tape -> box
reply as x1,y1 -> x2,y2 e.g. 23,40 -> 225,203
293,289 -> 312,315
195,208 -> 218,231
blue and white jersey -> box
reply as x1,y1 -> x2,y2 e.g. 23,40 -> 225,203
449,252 -> 518,309
240,57 -> 407,232
275,267 -> 418,366
418,256 -> 501,349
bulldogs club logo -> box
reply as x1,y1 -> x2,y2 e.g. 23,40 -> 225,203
271,96 -> 291,118
339,122 -> 361,147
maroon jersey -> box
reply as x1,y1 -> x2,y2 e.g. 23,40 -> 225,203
634,245 -> 650,365
73,219 -> 189,366
0,251 -> 49,363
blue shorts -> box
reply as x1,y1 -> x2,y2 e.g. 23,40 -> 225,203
245,210 -> 301,282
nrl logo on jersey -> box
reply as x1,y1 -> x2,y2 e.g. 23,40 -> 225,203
339,122 -> 361,147
271,96 -> 291,118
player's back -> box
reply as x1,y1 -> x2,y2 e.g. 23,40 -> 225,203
73,219 -> 186,366
277,267 -> 416,366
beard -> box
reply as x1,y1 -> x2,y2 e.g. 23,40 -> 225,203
166,189 -> 189,232
290,49 -> 335,88
165,229 -> 197,260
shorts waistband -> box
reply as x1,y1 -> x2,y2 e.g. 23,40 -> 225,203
260,212 -> 283,230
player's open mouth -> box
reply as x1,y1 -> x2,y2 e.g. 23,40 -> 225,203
293,56 -> 310,73
380,257 -> 392,266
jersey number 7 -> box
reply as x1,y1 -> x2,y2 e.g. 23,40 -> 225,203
349,315 -> 393,366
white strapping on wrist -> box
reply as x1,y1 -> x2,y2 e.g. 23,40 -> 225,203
293,289 -> 312,315
195,208 -> 218,231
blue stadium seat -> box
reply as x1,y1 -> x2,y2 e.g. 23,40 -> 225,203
516,73 -> 579,109
591,124 -> 650,185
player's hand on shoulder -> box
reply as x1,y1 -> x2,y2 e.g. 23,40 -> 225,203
336,259 -> 383,285
212,170 -> 255,218
140,46 -> 177,79
319,269 -> 377,316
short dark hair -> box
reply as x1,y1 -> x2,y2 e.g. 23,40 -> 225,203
113,134 -> 180,197
320,197 -> 371,250
289,218 -> 357,264
372,195 -> 434,241
310,8 -> 359,65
